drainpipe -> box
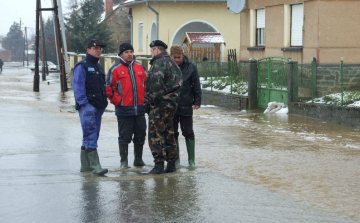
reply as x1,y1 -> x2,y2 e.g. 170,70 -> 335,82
122,7 -> 133,45
146,1 -> 159,40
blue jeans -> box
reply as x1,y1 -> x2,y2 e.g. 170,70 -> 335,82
78,103 -> 105,149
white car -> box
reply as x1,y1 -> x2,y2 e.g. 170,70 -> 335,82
30,61 -> 58,71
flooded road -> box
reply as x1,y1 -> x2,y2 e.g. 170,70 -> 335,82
0,63 -> 359,222
194,107 -> 360,221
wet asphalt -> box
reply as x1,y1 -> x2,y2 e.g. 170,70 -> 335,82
0,64 -> 358,223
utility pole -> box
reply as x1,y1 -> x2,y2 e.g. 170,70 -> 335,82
33,0 -> 40,92
20,19 -> 25,66
25,27 -> 29,66
23,23 -> 26,67
52,0 -> 68,93
34,0 -> 68,92
40,8 -> 48,81
57,0 -> 70,74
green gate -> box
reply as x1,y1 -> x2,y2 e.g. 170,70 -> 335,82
257,56 -> 290,108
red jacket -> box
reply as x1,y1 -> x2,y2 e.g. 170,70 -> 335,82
106,58 -> 147,116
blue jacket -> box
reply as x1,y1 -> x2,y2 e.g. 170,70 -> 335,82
73,53 -> 108,110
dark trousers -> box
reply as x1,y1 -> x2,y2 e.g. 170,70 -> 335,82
174,115 -> 195,141
117,115 -> 146,145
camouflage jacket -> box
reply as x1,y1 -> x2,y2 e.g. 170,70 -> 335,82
145,52 -> 182,109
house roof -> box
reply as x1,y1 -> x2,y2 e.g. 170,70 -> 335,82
121,0 -> 226,6
183,32 -> 225,44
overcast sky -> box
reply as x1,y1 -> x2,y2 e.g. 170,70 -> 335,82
0,0 -> 69,37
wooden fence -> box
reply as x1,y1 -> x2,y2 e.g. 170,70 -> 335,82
186,47 -> 217,62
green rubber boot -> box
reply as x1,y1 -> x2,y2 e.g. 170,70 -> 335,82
80,149 -> 93,172
133,144 -> 145,166
186,140 -> 195,167
175,140 -> 180,167
119,144 -> 130,169
87,150 -> 108,175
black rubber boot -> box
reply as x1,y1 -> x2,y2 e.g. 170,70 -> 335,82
165,161 -> 176,173
119,144 -> 129,169
80,148 -> 93,172
133,144 -> 145,166
148,161 -> 165,174
86,150 -> 108,175
175,140 -> 180,167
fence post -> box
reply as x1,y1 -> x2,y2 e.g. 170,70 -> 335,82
210,59 -> 213,92
341,57 -> 344,106
230,60 -> 233,94
287,60 -> 296,104
311,57 -> 317,102
248,58 -> 258,109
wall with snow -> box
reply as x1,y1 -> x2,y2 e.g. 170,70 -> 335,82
289,102 -> 360,128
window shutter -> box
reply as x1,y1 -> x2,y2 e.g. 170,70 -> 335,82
257,8 -> 265,28
291,4 -> 303,46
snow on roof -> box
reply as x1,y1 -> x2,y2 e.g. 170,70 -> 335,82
185,32 -> 225,44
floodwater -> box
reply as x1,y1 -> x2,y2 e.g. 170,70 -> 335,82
0,63 -> 359,222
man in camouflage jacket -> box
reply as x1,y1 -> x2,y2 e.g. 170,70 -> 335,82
145,40 -> 182,174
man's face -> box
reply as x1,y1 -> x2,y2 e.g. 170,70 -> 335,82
121,50 -> 134,63
170,54 -> 183,65
150,47 -> 159,57
87,46 -> 102,58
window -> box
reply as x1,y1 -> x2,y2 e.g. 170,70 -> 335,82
151,22 -> 157,41
138,23 -> 143,51
256,8 -> 265,46
291,4 -> 303,46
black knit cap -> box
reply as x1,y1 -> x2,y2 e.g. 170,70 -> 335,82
149,40 -> 168,49
86,39 -> 106,48
118,42 -> 134,55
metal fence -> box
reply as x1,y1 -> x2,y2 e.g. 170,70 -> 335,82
195,60 -> 249,95
295,59 -> 360,106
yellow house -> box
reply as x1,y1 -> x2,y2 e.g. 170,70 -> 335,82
121,0 -> 240,62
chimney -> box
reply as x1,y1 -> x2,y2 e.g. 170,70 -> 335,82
105,0 -> 113,15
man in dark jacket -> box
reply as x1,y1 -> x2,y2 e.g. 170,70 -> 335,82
145,40 -> 182,174
73,39 -> 108,175
170,45 -> 201,167
106,43 -> 147,169
0,59 -> 3,74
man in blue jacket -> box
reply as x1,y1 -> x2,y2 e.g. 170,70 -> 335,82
73,39 -> 108,175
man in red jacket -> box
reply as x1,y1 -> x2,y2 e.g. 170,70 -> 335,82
106,43 -> 147,168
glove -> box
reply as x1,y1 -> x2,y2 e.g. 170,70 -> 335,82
144,103 -> 150,114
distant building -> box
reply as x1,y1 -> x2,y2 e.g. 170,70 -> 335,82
0,43 -> 11,61
240,0 -> 360,64
103,0 -> 131,50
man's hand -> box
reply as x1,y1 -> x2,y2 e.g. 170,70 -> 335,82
145,103 -> 150,114
193,105 -> 200,110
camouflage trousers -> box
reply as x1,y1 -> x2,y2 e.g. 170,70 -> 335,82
148,105 -> 178,163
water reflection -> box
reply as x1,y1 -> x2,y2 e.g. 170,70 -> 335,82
114,172 -> 199,222
116,178 -> 147,222
80,177 -> 103,223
